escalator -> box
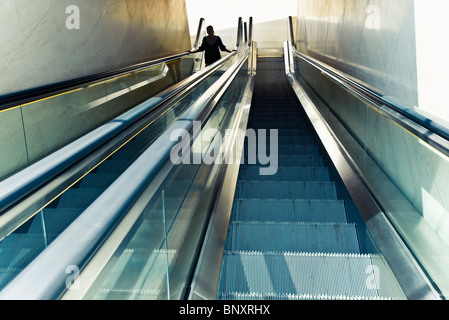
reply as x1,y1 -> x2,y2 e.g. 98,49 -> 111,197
0,54 -> 422,301
0,70 -> 222,293
215,57 -> 405,300
66,56 -> 252,300
0,17 -> 251,300
0,16 -> 444,300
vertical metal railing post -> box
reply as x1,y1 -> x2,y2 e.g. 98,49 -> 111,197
235,17 -> 243,51
192,18 -> 205,51
162,189 -> 170,300
39,210 -> 48,248
288,16 -> 296,48
244,22 -> 248,44
287,16 -> 296,73
248,17 -> 255,74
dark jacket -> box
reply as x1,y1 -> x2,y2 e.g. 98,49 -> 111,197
198,36 -> 227,66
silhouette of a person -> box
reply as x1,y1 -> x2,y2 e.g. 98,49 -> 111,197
190,25 -> 235,66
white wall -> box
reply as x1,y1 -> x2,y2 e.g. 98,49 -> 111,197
294,0 -> 449,294
185,0 -> 297,51
296,0 -> 419,109
185,0 -> 449,122
0,0 -> 191,96
414,0 -> 449,122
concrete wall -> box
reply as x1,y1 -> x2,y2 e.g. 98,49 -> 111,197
294,0 -> 449,294
0,0 -> 192,181
295,0 -> 449,230
0,0 -> 191,96
296,0 -> 418,109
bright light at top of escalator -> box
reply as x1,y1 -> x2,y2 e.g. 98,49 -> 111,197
185,0 -> 298,35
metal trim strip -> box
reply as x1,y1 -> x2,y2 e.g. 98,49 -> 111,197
284,40 -> 440,300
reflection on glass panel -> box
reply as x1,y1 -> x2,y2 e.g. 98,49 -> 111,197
21,84 -> 109,164
0,61 -> 223,293
0,106 -> 42,181
292,55 -> 449,298
0,54 -> 203,181
82,59 -> 249,300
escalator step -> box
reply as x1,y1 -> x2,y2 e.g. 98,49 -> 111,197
252,106 -> 298,111
26,208 -> 84,235
249,120 -> 307,127
89,289 -> 164,300
235,181 -> 337,200
95,160 -> 132,173
216,292 -> 391,300
246,129 -> 313,137
238,166 -> 329,181
242,155 -> 323,167
231,199 -> 347,223
88,248 -> 177,300
252,101 -> 298,105
250,123 -> 308,130
256,61 -> 285,70
121,135 -> 156,151
250,114 -> 306,120
56,188 -> 104,208
245,145 -> 319,157
108,148 -> 141,160
251,113 -> 303,118
0,234 -> 48,268
218,251 -> 403,299
226,222 -> 359,253
278,145 -> 320,155
275,136 -> 315,145
245,136 -> 316,147
79,173 -> 118,189
0,268 -> 21,292
215,57 -> 405,301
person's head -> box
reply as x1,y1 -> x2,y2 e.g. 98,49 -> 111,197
206,25 -> 214,36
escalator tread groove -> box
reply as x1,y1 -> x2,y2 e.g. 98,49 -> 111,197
217,57 -> 403,300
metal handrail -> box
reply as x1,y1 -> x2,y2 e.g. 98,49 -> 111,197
0,48 -> 238,217
235,17 -> 243,49
287,16 -> 449,157
0,18 -> 247,300
0,18 -> 237,217
248,17 -> 253,47
192,18 -> 206,50
0,18 -> 206,112
188,41 -> 257,301
286,17 -> 442,300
